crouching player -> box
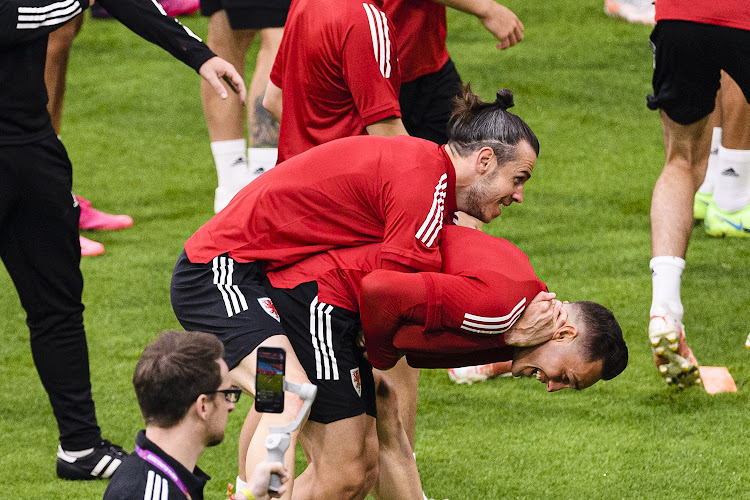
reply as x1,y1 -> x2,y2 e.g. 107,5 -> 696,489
262,225 -> 628,498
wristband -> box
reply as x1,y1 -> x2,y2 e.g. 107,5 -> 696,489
239,487 -> 256,500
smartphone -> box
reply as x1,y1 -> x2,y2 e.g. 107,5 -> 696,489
255,346 -> 286,413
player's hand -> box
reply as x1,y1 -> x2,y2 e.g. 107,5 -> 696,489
504,291 -> 563,346
238,462 -> 288,500
356,330 -> 369,360
455,211 -> 484,230
198,56 -> 247,104
480,3 -> 524,50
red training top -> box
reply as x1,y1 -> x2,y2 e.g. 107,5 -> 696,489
655,0 -> 750,31
270,0 -> 402,163
185,136 -> 456,273
382,0 -> 450,83
267,226 -> 547,369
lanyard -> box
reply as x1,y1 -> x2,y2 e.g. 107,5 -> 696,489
135,445 -> 192,500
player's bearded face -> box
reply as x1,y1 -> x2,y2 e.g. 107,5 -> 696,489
463,163 -> 515,223
206,360 -> 234,447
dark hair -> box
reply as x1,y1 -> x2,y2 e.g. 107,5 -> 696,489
133,330 -> 225,428
573,301 -> 628,380
447,84 -> 540,164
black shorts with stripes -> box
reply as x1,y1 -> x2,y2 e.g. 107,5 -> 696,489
200,0 -> 291,30
264,280 -> 377,424
170,250 -> 286,370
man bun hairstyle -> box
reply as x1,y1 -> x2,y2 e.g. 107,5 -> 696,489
574,301 -> 628,381
133,330 -> 225,428
447,84 -> 540,164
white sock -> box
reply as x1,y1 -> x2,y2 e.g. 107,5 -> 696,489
712,146 -> 750,212
59,445 -> 94,458
236,475 -> 248,492
211,139 -> 250,191
649,256 -> 685,322
697,127 -> 722,195
248,147 -> 278,177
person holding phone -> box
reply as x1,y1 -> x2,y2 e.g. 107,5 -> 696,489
104,330 -> 289,500
171,87 -> 544,498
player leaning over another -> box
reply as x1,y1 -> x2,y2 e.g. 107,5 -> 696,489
171,86 -> 541,498
0,0 -> 244,480
263,226 -> 627,498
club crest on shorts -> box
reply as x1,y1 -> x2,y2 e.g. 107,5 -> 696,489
257,298 -> 280,322
350,368 -> 362,397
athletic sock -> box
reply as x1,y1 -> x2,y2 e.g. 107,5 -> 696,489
697,127 -> 722,195
712,146 -> 750,212
60,446 -> 94,458
211,139 -> 250,192
236,475 -> 248,492
248,147 -> 278,177
649,256 -> 685,322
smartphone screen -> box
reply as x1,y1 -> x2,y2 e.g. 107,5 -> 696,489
255,346 -> 286,413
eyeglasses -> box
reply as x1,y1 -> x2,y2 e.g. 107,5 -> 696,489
204,386 -> 242,403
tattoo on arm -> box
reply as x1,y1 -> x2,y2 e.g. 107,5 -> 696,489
251,94 -> 280,147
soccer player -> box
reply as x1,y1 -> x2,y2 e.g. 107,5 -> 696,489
645,0 -> 749,387
200,0 -> 291,213
170,87 -> 539,497
385,0 -> 524,145
263,0 -> 406,163
103,330 -> 288,500
262,225 -> 627,498
1,0 -> 244,479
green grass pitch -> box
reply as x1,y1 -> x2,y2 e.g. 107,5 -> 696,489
2,0 -> 750,498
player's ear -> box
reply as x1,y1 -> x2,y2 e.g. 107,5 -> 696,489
476,147 -> 495,175
194,394 -> 211,421
552,324 -> 578,341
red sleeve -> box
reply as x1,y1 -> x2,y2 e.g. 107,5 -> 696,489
405,347 -> 514,369
360,270 -> 427,369
342,2 -> 401,126
379,165 -> 451,272
422,270 -> 544,335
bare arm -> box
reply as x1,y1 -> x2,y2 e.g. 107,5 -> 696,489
365,117 -> 409,137
263,80 -> 283,123
432,0 -> 524,50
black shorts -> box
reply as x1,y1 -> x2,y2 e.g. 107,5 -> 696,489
648,20 -> 750,125
399,58 -> 463,144
264,281 -> 376,424
170,251 -> 286,370
200,0 -> 291,30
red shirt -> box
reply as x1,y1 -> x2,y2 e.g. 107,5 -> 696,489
270,0 -> 402,163
267,226 -> 547,369
382,0 -> 450,83
185,136 -> 457,273
655,0 -> 750,31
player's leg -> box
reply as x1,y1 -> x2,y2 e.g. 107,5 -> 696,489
200,3 -> 257,212
265,282 -> 381,498
231,337 -> 308,500
294,416 -> 379,499
370,371 -> 423,500
704,69 -> 750,237
692,101 -> 721,221
0,138 -> 125,478
170,255 -> 305,499
646,21 -> 723,387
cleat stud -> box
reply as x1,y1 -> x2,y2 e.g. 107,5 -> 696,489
665,377 -> 673,384
695,378 -> 702,385
678,383 -> 685,390
650,339 -> 660,347
655,347 -> 665,355
670,343 -> 679,351
681,362 -> 690,372
659,365 -> 668,374
666,333 -> 678,342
